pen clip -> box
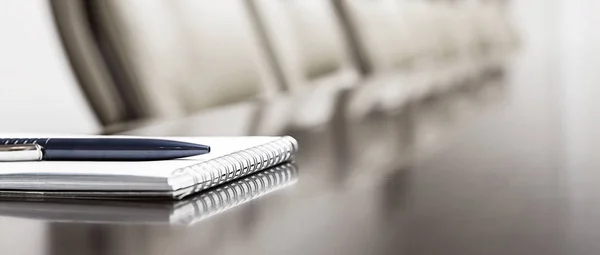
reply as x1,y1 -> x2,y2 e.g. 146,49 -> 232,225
0,144 -> 43,161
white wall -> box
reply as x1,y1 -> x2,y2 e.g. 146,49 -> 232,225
0,1 -> 100,134
513,0 -> 600,251
559,0 -> 600,159
557,0 -> 600,253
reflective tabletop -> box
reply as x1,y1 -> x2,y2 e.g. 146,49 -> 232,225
2,46 -> 598,254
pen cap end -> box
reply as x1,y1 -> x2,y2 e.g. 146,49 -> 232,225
0,144 -> 44,161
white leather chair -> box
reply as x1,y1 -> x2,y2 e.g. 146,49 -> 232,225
475,3 -> 520,66
434,3 -> 484,87
93,0 -> 284,135
395,1 -> 458,95
337,0 -> 428,117
51,1 -> 132,129
250,0 -> 360,128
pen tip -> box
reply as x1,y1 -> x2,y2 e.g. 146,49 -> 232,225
181,142 -> 210,156
160,140 -> 210,158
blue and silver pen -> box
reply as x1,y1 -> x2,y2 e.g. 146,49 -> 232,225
0,138 -> 210,161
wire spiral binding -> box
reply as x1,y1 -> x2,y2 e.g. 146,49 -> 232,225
171,136 -> 298,194
173,162 -> 298,225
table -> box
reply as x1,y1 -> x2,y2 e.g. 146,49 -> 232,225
0,52 -> 590,255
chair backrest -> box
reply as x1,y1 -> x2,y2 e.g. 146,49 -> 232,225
477,3 -> 520,55
250,0 -> 359,92
426,3 -> 464,63
433,2 -> 482,61
51,0 -> 131,127
395,1 -> 446,64
250,0 -> 360,128
336,0 -> 416,74
91,0 -> 278,119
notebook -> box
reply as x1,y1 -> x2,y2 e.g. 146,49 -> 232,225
0,135 -> 298,199
0,162 -> 298,225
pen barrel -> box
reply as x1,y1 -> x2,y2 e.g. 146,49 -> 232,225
0,138 -> 209,161
42,138 -> 209,161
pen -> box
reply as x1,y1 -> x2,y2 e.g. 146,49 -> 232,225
0,138 -> 210,161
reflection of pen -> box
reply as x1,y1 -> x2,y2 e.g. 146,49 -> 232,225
0,138 -> 210,161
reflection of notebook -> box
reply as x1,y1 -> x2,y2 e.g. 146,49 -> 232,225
0,163 -> 298,225
0,135 -> 297,199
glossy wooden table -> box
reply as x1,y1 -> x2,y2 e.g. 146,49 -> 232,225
0,54 -> 584,255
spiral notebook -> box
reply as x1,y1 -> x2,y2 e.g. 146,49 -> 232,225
0,162 -> 298,225
0,135 -> 298,199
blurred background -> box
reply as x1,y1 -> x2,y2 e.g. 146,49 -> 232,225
0,0 -> 519,136
3,0 -> 600,254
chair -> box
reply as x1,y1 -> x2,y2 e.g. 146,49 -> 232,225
87,0 -> 283,135
429,2 -> 485,87
394,1 -> 458,95
471,3 -> 520,73
50,0 -> 131,128
335,0 -> 425,117
250,0 -> 360,128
